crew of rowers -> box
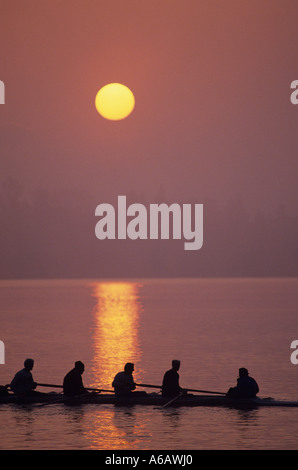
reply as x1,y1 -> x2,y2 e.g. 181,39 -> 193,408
3,358 -> 259,399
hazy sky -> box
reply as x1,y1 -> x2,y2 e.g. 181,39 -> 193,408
1,1 -> 298,278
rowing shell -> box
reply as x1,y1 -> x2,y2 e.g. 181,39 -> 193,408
1,393 -> 298,408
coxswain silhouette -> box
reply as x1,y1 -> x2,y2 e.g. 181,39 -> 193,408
227,367 -> 259,398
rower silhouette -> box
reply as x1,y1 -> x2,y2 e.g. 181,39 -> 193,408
63,361 -> 88,397
112,362 -> 146,397
162,359 -> 184,397
227,367 -> 259,398
10,358 -> 43,396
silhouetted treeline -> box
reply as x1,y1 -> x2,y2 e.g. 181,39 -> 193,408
0,176 -> 297,278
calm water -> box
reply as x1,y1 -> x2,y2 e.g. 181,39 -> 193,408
1,277 -> 298,450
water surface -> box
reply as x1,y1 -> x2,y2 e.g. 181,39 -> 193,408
1,278 -> 298,449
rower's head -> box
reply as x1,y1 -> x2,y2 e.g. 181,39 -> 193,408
24,358 -> 34,371
239,367 -> 249,377
75,361 -> 85,374
124,362 -> 134,374
172,360 -> 180,371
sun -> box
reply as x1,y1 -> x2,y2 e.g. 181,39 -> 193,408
95,83 -> 135,121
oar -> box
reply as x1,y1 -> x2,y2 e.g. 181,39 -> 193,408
183,388 -> 226,396
35,392 -> 91,408
160,393 -> 182,409
36,382 -> 114,393
135,383 -> 162,390
136,383 -> 226,396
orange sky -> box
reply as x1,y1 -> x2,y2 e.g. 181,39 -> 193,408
0,1 -> 298,278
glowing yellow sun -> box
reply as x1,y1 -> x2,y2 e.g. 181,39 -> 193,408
95,83 -> 135,121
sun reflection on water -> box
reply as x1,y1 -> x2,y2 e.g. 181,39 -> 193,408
90,281 -> 143,390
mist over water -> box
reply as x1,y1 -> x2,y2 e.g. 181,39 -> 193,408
0,180 -> 297,279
